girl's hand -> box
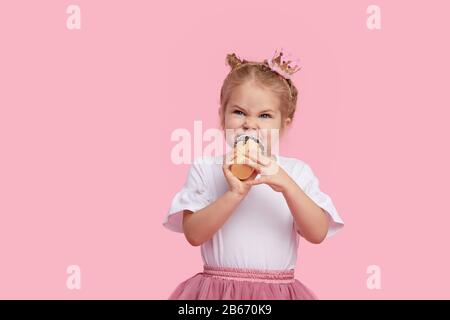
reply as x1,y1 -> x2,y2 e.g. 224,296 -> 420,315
222,150 -> 259,198
242,150 -> 292,193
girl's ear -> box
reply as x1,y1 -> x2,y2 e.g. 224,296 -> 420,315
280,117 -> 292,136
283,117 -> 292,131
284,117 -> 292,127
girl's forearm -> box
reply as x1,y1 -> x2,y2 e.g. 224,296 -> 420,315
182,190 -> 244,246
282,178 -> 329,244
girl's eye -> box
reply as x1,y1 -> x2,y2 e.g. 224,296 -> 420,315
233,110 -> 245,116
259,113 -> 272,119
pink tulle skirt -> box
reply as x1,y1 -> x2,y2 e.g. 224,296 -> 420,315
168,265 -> 318,300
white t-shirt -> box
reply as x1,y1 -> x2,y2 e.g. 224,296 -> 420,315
163,154 -> 344,270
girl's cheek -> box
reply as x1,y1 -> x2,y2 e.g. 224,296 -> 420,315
261,121 -> 279,130
228,117 -> 242,127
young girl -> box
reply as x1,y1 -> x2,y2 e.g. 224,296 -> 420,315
163,50 -> 344,300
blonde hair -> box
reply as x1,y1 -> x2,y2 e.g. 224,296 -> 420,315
219,53 -> 299,129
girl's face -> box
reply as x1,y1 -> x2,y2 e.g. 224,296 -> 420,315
223,81 -> 291,155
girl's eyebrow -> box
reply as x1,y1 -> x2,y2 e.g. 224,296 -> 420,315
260,109 -> 275,114
231,104 -> 246,111
232,104 -> 275,113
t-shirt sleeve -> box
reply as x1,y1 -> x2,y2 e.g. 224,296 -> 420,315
293,161 -> 344,239
162,159 -> 213,233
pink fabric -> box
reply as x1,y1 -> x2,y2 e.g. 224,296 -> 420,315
168,265 -> 318,300
203,265 -> 296,284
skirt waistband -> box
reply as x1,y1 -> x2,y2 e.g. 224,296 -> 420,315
202,265 -> 295,284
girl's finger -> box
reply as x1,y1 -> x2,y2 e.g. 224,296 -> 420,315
243,157 -> 263,172
246,176 -> 267,186
223,152 -> 236,166
223,155 -> 238,180
245,169 -> 259,183
245,150 -> 271,166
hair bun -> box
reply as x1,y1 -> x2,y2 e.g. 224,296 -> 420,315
226,53 -> 246,70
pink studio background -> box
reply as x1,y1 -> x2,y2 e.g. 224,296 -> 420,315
0,0 -> 449,299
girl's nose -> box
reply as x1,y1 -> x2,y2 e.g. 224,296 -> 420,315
242,117 -> 258,130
